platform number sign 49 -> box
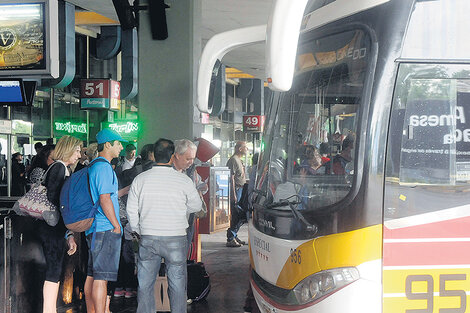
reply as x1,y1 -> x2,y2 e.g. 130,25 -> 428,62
243,115 -> 265,132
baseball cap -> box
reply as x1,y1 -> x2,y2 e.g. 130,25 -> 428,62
96,129 -> 128,144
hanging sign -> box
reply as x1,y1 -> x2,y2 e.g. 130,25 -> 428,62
243,115 -> 265,132
80,79 -> 120,110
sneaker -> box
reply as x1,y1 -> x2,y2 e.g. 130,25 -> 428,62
113,289 -> 125,298
124,290 -> 137,298
235,237 -> 246,245
226,239 -> 242,247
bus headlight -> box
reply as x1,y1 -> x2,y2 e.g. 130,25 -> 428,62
292,267 -> 359,304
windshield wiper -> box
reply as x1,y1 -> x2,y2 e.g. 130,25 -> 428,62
266,197 -> 317,234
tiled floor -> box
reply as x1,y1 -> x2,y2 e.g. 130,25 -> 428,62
58,225 -> 256,313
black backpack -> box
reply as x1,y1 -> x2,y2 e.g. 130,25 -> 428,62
187,260 -> 210,302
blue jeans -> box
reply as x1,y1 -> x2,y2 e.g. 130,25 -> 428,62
137,235 -> 188,313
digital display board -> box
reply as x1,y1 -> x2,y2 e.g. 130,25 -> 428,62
0,0 -> 58,78
0,4 -> 45,70
0,78 -> 26,105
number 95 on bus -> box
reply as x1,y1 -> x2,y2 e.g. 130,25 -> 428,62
383,270 -> 470,313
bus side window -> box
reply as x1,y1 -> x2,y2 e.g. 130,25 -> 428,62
385,63 -> 470,219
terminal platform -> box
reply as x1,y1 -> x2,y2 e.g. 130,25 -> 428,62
56,225 -> 257,313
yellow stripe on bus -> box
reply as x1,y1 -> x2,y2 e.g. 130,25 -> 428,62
276,240 -> 321,289
384,295 -> 470,313
384,268 -> 470,293
383,268 -> 470,313
276,224 -> 382,289
315,224 -> 382,269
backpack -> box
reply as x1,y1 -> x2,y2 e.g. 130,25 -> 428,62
60,158 -> 109,232
187,260 -> 211,302
237,183 -> 250,213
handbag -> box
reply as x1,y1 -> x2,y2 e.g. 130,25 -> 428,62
13,162 -> 63,226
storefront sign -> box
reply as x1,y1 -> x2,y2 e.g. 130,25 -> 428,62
54,121 -> 87,135
80,79 -> 120,110
243,115 -> 265,132
0,120 -> 12,134
101,121 -> 140,141
53,121 -> 87,140
12,120 -> 32,135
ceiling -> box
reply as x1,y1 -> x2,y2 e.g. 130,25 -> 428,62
67,0 -> 273,79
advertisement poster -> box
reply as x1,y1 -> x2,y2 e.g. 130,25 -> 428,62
0,4 -> 45,71
400,80 -> 470,184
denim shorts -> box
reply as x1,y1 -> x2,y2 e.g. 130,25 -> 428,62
86,230 -> 122,281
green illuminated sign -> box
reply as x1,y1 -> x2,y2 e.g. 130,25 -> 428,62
102,121 -> 140,141
54,121 -> 87,134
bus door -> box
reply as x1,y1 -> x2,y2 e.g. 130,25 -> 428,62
383,63 -> 470,313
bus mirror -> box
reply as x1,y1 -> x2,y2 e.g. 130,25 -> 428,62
197,25 -> 266,114
266,0 -> 309,91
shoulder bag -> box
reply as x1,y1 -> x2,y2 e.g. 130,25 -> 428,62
13,162 -> 64,226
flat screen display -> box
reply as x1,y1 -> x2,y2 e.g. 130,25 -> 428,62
0,78 -> 26,105
0,3 -> 46,71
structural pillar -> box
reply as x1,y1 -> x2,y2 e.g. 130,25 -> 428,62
138,0 -> 202,145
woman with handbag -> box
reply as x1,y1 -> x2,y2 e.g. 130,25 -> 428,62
37,135 -> 82,313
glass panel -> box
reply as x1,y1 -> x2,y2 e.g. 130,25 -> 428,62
0,134 -> 7,196
385,63 -> 470,219
402,0 -> 470,60
388,64 -> 470,185
11,135 -> 29,196
32,88 -> 52,138
213,169 -> 230,228
260,30 -> 370,213
54,89 -> 87,141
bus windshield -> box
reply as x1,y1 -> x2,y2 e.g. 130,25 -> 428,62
257,29 -> 371,213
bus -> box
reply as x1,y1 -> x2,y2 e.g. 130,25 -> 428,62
198,0 -> 470,312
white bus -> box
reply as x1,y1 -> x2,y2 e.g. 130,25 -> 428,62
198,0 -> 470,312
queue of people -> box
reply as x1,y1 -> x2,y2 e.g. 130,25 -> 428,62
16,130 -> 209,313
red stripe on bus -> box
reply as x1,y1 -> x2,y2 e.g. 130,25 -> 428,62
383,241 -> 470,266
384,216 -> 470,239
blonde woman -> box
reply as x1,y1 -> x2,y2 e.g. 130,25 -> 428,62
38,135 -> 82,313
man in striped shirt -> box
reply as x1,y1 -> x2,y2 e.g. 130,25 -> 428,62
126,138 -> 202,313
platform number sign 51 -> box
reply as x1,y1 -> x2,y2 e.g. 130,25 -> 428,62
243,115 -> 265,132
80,79 -> 120,110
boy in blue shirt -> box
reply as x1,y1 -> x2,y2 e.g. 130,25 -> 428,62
84,129 -> 126,313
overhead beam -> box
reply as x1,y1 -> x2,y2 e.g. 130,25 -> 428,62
75,12 -> 119,26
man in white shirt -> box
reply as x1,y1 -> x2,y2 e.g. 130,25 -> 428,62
121,144 -> 136,170
173,139 -> 208,251
127,138 -> 202,313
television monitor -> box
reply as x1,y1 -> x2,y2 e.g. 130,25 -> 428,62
0,78 -> 26,106
0,0 -> 59,78
23,80 -> 37,106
